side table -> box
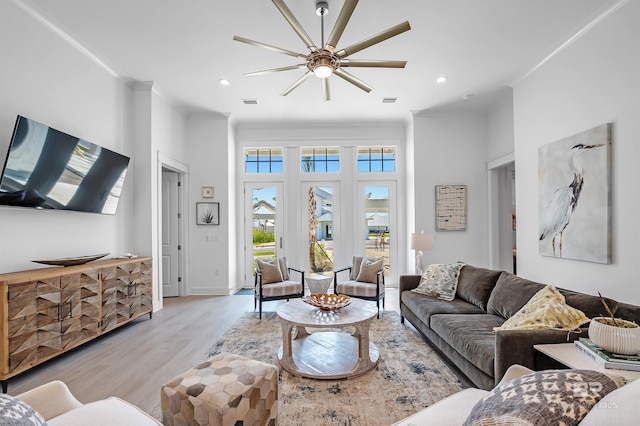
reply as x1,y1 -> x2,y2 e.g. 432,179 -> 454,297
534,343 -> 640,382
305,274 -> 333,294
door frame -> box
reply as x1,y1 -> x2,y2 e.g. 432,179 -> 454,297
157,153 -> 189,298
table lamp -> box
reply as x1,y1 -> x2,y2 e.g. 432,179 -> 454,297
411,231 -> 434,275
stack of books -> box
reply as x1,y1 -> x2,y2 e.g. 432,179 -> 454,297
574,337 -> 640,371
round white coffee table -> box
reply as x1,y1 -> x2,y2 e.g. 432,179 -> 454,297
276,298 -> 379,379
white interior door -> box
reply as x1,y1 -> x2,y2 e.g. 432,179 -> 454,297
244,182 -> 284,287
162,170 -> 180,297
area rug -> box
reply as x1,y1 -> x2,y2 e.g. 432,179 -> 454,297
204,311 -> 464,425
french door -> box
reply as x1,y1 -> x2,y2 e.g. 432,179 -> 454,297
358,181 -> 397,284
300,182 -> 340,277
244,182 -> 284,287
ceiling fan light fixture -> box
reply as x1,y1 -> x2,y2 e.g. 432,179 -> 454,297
314,63 -> 333,78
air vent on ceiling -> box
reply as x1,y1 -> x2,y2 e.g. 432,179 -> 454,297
381,97 -> 398,104
242,99 -> 258,105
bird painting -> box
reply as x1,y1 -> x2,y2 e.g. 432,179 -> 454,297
538,124 -> 611,263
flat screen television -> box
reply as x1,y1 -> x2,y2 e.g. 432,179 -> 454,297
0,115 -> 129,214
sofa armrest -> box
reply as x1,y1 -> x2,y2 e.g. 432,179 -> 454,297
494,327 -> 588,385
399,275 -> 420,293
16,380 -> 83,421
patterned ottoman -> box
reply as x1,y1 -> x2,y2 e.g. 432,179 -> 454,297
161,353 -> 278,426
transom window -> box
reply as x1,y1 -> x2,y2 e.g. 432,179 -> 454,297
357,147 -> 396,172
244,148 -> 283,173
300,147 -> 340,173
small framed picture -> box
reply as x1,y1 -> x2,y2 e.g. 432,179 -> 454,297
196,202 -> 219,225
201,186 -> 214,198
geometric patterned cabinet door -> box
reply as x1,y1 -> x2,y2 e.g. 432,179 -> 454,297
0,257 -> 152,393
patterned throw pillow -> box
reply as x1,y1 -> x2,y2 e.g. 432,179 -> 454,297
255,258 -> 283,284
494,285 -> 590,331
355,258 -> 384,284
0,394 -> 47,426
463,370 -> 627,426
412,262 -> 464,301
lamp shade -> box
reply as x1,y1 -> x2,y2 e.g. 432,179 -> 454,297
411,232 -> 434,251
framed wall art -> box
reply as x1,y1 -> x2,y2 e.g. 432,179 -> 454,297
196,202 -> 219,225
538,123 -> 611,263
435,185 -> 467,231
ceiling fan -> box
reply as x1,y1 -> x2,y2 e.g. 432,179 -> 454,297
233,0 -> 411,101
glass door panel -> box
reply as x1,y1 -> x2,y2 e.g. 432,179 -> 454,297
245,183 -> 283,286
306,185 -> 334,275
360,182 -> 396,284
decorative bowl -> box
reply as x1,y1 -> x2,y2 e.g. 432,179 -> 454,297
588,317 -> 640,355
303,293 -> 351,310
32,253 -> 110,267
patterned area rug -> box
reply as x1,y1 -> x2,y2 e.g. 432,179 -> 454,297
204,310 -> 464,426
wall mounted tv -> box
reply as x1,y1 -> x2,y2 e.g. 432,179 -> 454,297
0,115 -> 130,214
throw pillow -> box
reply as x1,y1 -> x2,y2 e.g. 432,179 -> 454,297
0,394 -> 47,426
463,369 -> 627,426
255,258 -> 283,284
412,262 -> 464,301
494,285 -> 590,331
355,258 -> 384,284
277,257 -> 289,281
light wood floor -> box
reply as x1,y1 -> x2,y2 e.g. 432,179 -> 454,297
8,289 -> 399,414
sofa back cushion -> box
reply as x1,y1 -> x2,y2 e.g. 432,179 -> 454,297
486,272 -> 546,319
455,265 -> 503,312
559,288 -> 618,319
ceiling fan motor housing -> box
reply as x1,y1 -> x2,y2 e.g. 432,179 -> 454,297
307,50 -> 340,75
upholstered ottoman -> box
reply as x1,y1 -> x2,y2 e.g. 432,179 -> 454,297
161,353 -> 278,426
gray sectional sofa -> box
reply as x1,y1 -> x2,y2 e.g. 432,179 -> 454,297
399,264 -> 640,390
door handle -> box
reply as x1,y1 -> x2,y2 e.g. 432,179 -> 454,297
280,237 -> 283,249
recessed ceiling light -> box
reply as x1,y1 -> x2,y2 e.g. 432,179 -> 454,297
436,76 -> 448,84
463,94 -> 474,100
219,79 -> 230,86
242,99 -> 258,105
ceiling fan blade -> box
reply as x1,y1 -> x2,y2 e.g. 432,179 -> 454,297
340,59 -> 407,68
280,71 -> 314,96
336,21 -> 411,58
244,64 -> 307,77
325,0 -> 358,52
233,36 -> 307,59
333,69 -> 372,93
272,0 -> 318,53
322,78 -> 330,101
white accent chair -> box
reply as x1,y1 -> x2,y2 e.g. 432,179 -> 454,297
334,256 -> 385,317
254,257 -> 304,319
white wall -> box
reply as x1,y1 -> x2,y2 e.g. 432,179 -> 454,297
187,115 -> 231,295
412,113 -> 490,267
0,1 -> 131,272
513,0 -> 640,304
487,91 -> 515,162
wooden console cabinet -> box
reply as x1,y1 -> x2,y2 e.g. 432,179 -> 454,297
0,257 -> 152,392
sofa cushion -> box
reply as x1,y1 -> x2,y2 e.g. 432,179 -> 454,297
258,280 -> 303,297
412,262 -> 464,301
391,388 -> 489,426
430,314 -> 505,378
559,288 -> 618,320
0,394 -> 46,426
336,280 -> 383,298
486,272 -> 546,319
47,397 -> 160,426
456,265 -> 503,311
495,285 -> 590,331
401,291 -> 484,323
463,369 -> 627,426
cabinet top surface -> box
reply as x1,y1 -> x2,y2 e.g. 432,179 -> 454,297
0,257 -> 152,284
